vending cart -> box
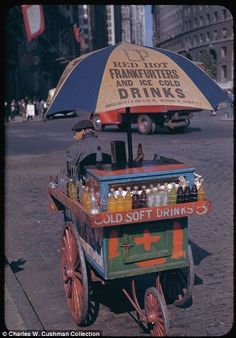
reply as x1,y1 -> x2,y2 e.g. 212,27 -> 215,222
48,156 -> 211,336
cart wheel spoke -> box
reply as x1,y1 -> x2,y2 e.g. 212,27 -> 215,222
74,270 -> 83,281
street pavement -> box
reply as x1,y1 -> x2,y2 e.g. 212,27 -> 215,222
3,111 -> 234,336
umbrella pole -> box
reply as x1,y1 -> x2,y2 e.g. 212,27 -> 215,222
126,107 -> 133,165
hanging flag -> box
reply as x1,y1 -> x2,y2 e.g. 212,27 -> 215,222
21,5 -> 45,42
73,24 -> 80,44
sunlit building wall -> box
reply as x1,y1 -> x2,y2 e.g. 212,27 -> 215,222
152,5 -> 233,89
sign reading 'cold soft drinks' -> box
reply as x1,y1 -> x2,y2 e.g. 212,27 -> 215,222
91,200 -> 211,228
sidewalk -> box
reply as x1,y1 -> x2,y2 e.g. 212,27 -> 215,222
4,262 -> 44,330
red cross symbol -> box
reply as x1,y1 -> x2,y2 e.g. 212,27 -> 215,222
134,229 -> 160,251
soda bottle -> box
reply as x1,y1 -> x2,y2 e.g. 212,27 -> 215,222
198,179 -> 205,201
168,183 -> 177,205
96,145 -> 103,168
159,185 -> 165,206
69,178 -> 77,201
49,175 -> 57,189
124,186 -> 132,211
67,178 -> 73,197
183,180 -> 191,203
82,186 -> 90,210
134,143 -> 144,162
153,184 -> 161,206
132,186 -> 140,209
100,188 -> 108,212
147,184 -> 154,207
190,181 -> 198,202
139,185 -> 147,208
89,188 -> 100,214
163,183 -> 169,206
176,183 -> 184,203
107,188 -> 117,212
116,187 -> 124,211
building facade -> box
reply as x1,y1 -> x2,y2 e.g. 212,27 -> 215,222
120,5 -> 145,45
152,5 -> 233,89
105,5 -> 145,46
5,4 -> 146,101
5,5 -> 81,100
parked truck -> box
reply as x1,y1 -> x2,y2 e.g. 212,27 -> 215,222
90,105 -> 200,134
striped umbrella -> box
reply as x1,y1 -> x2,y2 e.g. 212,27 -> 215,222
46,42 -> 230,163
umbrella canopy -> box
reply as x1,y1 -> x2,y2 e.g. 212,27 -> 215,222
46,42 -> 229,116
45,42 -> 230,163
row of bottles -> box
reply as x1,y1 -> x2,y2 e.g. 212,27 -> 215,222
105,179 -> 205,212
50,172 -> 206,214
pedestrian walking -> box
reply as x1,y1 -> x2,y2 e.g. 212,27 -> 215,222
4,101 -> 10,122
10,100 -> 16,121
19,99 -> 26,122
35,99 -> 41,117
26,99 -> 35,121
38,99 -> 45,121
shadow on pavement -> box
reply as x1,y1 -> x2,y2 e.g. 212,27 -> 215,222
5,257 -> 27,273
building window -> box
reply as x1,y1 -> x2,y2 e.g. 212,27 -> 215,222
200,33 -> 204,43
222,8 -> 227,19
221,65 -> 227,80
206,32 -> 210,41
222,28 -> 227,38
214,11 -> 218,21
206,13 -> 210,24
194,17 -> 198,27
200,16 -> 203,26
221,46 -> 227,57
213,30 -> 218,40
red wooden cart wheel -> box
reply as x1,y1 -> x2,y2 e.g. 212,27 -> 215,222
61,223 -> 88,325
144,287 -> 170,336
160,244 -> 194,307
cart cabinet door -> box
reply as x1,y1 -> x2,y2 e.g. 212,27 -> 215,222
105,217 -> 188,279
121,221 -> 172,263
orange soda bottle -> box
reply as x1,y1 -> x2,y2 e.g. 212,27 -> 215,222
116,187 -> 124,212
124,186 -> 132,211
107,188 -> 117,212
198,179 -> 205,201
82,186 -> 90,209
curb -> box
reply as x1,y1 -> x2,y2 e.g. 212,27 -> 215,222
4,262 -> 44,330
6,116 -> 44,123
218,117 -> 234,122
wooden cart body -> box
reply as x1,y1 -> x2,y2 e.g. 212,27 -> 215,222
49,159 -> 211,281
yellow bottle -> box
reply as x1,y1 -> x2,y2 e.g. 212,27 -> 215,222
124,186 -> 132,211
107,188 -> 117,212
116,187 -> 124,212
198,180 -> 205,201
68,179 -> 77,201
82,186 -> 90,209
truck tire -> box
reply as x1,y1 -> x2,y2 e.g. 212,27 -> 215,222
91,114 -> 104,131
168,118 -> 190,133
137,115 -> 155,135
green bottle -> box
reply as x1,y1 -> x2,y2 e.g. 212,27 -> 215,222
168,183 -> 177,205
